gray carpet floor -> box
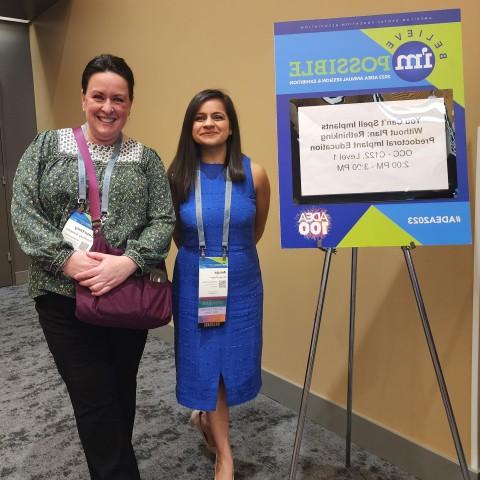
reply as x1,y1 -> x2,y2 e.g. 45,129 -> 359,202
0,284 -> 419,479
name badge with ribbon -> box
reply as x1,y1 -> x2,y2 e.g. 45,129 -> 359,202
62,209 -> 93,251
195,166 -> 232,327
62,123 -> 122,251
199,256 -> 228,325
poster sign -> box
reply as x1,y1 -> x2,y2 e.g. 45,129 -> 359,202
274,9 -> 471,248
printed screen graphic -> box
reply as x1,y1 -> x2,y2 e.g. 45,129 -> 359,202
290,90 -> 457,203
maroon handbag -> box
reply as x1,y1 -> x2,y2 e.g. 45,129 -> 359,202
72,127 -> 172,329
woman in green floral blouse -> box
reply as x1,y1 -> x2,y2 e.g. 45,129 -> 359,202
11,54 -> 175,480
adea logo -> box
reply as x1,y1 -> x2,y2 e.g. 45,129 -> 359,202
297,208 -> 330,240
392,41 -> 435,82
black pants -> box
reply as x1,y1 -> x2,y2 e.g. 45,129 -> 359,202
35,293 -> 148,480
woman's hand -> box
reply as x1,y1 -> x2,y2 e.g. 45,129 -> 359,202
63,251 -> 101,278
74,253 -> 138,296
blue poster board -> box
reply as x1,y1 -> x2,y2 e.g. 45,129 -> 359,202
274,9 -> 471,248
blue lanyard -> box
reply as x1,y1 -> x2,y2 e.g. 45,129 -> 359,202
77,124 -> 122,217
194,165 -> 232,258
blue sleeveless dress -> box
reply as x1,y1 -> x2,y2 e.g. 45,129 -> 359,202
173,156 -> 263,410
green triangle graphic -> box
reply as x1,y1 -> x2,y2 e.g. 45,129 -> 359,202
361,23 -> 465,106
338,206 -> 421,247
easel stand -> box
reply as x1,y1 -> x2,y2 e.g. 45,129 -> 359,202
288,246 -> 470,480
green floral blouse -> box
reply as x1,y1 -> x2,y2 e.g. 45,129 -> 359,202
11,128 -> 175,298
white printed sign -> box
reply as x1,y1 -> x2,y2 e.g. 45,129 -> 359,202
298,97 -> 448,196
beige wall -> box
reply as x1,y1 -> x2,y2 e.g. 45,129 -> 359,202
30,0 -> 480,463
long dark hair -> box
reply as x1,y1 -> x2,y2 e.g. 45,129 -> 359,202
81,54 -> 134,100
168,89 -> 245,205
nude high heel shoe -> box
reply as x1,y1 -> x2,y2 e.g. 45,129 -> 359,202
190,410 -> 217,454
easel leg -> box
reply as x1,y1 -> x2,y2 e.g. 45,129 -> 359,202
288,248 -> 334,480
346,247 -> 358,468
402,246 -> 470,480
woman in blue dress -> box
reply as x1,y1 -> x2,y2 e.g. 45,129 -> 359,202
168,89 -> 270,480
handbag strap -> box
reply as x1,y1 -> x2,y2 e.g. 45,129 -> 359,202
73,127 -> 101,227
72,127 -> 122,232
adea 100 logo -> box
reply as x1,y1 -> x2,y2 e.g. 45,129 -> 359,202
392,41 -> 435,82
297,208 -> 331,240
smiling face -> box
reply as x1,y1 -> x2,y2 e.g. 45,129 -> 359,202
191,98 -> 232,150
81,71 -> 132,145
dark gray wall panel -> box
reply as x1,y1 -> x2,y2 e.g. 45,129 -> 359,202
0,20 -> 37,280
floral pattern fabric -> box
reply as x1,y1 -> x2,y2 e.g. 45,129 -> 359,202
12,128 -> 175,298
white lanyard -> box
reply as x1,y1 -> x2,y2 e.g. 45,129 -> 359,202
194,165 -> 232,258
77,124 -> 122,218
